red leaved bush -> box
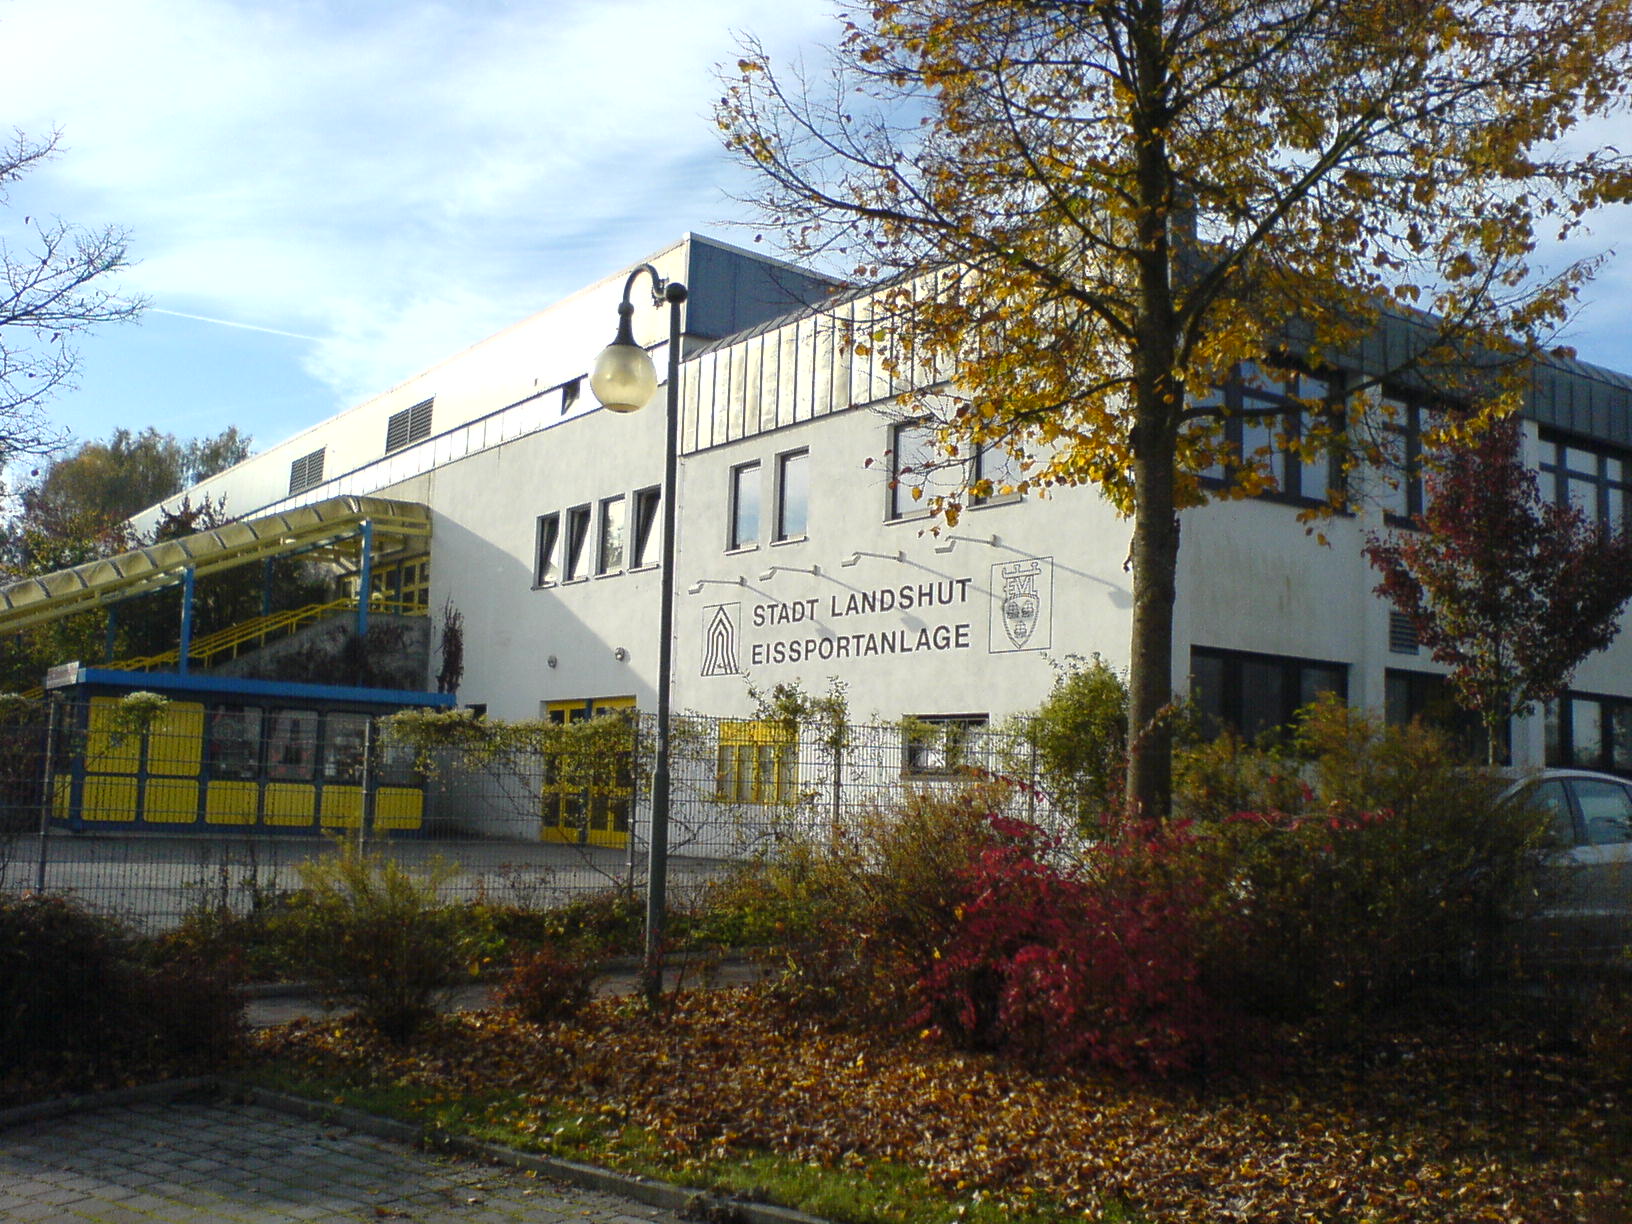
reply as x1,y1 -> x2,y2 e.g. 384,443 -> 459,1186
914,815 -> 1222,1075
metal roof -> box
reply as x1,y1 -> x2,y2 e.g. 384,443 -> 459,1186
0,495 -> 431,634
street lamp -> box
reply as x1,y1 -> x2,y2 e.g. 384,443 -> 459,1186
590,263 -> 686,1004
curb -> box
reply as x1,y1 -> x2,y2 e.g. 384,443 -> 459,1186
1,1077 -> 830,1224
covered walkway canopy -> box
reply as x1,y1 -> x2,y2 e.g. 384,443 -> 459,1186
0,495 -> 432,635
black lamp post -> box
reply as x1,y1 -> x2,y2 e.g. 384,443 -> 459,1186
589,263 -> 686,1003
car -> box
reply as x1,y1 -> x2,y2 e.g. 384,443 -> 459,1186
1505,769 -> 1632,967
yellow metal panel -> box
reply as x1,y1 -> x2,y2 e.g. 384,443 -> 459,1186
148,702 -> 205,776
586,828 -> 628,849
82,775 -> 138,822
373,787 -> 423,831
143,778 -> 199,824
263,783 -> 315,826
204,780 -> 259,826
86,697 -> 142,775
52,774 -> 71,820
321,786 -> 364,829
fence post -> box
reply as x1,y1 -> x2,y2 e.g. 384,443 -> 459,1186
35,696 -> 59,893
358,716 -> 373,852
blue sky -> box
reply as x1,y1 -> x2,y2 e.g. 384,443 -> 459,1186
2,0 -> 1630,470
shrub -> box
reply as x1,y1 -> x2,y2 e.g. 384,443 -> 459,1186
0,893 -> 243,1091
283,846 -> 470,1042
1176,696 -> 1551,1021
914,816 -> 1221,1075
1001,653 -> 1129,825
497,944 -> 599,1025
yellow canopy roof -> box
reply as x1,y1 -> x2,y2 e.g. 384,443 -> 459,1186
0,495 -> 431,634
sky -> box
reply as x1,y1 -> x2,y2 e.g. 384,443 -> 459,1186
1,0 -> 1630,471
0,0 -> 835,462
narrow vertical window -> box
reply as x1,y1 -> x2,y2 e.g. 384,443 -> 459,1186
630,486 -> 661,567
730,462 -> 760,550
775,449 -> 809,541
972,439 -> 1022,504
534,513 -> 561,586
889,420 -> 936,519
597,495 -> 626,574
563,504 -> 592,580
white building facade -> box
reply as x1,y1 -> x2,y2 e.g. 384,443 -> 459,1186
139,233 -> 1632,779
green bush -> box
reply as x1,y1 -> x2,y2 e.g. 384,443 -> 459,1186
283,846 -> 471,1042
0,893 -> 243,1092
1176,696 -> 1551,1021
1002,654 -> 1128,825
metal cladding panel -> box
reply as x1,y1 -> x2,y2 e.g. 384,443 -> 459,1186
776,322 -> 799,426
726,344 -> 748,442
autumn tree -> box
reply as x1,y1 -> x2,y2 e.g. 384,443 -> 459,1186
717,0 -> 1632,814
1364,418 -> 1632,765
0,130 -> 143,460
14,424 -> 251,541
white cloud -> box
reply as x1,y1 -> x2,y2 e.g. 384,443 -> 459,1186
0,0 -> 836,420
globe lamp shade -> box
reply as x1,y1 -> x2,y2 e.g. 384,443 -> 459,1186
591,340 -> 658,413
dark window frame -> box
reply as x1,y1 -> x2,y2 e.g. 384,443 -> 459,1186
901,713 -> 989,777
775,448 -> 810,541
1197,365 -> 1344,507
729,461 -> 761,551
630,485 -> 661,568
1190,645 -> 1348,741
597,494 -> 626,575
562,503 -> 592,581
534,512 -> 561,586
888,419 -> 937,520
1547,690 -> 1632,779
1538,429 -> 1632,536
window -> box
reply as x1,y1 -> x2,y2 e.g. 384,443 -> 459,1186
370,557 -> 429,609
630,486 -> 661,567
1201,366 -> 1339,504
562,504 -> 592,580
534,513 -> 561,586
597,495 -> 626,574
902,714 -> 988,776
1375,393 -> 1447,522
288,448 -> 326,495
715,719 -> 797,804
1384,669 -> 1486,759
889,420 -> 937,519
265,709 -> 317,780
324,713 -> 371,785
385,398 -> 434,454
205,707 -> 261,780
730,462 -> 760,550
1538,432 -> 1632,534
775,449 -> 809,541
972,440 -> 1022,505
1190,646 -> 1347,740
1547,692 -> 1632,778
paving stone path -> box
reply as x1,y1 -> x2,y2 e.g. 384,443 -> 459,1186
0,1095 -> 686,1224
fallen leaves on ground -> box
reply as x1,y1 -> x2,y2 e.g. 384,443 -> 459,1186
251,988 -> 1631,1224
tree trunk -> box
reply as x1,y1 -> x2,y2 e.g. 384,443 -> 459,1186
1126,443 -> 1181,817
1124,0 -> 1182,819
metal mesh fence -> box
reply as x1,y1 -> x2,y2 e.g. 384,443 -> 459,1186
0,696 -> 1060,931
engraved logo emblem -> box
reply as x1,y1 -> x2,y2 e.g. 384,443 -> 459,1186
700,603 -> 742,677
